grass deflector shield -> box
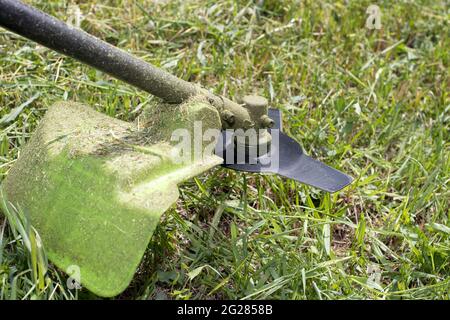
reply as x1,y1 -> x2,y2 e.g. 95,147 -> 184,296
0,0 -> 352,296
1,101 -> 223,297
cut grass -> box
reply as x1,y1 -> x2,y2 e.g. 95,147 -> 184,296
0,0 -> 449,299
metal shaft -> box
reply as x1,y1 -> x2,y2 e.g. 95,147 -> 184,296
0,0 -> 198,103
0,0 -> 256,130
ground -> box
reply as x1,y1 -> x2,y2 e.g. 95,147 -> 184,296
0,0 -> 449,299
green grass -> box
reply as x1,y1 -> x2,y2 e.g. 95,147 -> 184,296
0,0 -> 449,299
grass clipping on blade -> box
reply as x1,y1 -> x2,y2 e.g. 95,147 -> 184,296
0,100 -> 222,297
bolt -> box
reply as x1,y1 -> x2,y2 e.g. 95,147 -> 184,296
222,110 -> 235,125
242,95 -> 268,109
241,95 -> 271,129
260,115 -> 275,128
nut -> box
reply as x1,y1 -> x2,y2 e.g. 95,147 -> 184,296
242,95 -> 268,109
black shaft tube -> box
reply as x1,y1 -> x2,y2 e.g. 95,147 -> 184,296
0,0 -> 198,103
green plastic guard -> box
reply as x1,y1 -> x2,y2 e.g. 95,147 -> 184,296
1,100 -> 222,297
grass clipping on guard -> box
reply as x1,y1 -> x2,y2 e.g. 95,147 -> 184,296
0,100 -> 222,297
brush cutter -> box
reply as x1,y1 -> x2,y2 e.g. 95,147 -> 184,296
0,0 -> 352,296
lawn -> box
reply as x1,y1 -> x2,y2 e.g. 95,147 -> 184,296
0,0 -> 449,299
